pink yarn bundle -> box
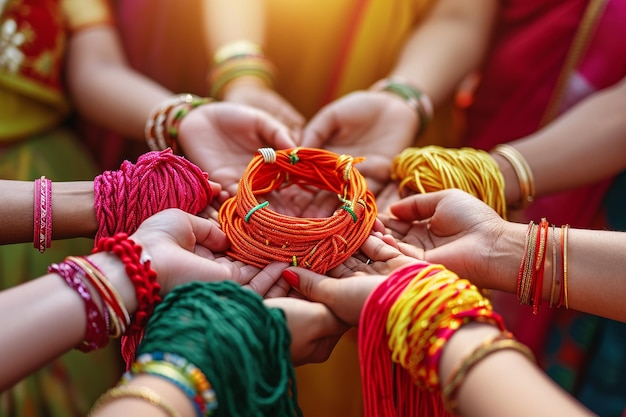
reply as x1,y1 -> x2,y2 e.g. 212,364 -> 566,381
94,148 -> 213,242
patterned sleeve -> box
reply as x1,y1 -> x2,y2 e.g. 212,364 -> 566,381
62,0 -> 115,33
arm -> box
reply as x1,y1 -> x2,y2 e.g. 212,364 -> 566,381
491,76 -> 626,206
387,189 -> 626,322
0,208 -> 285,391
0,180 -> 95,244
387,0 -> 499,107
65,25 -> 173,141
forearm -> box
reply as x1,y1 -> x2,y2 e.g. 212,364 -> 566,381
66,26 -> 173,141
439,323 -> 594,417
388,0 -> 498,107
0,251 -> 134,390
203,0 -> 266,52
492,221 -> 626,322
491,77 -> 626,204
0,180 -> 96,244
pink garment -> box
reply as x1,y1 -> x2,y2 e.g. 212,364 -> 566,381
465,0 -> 626,230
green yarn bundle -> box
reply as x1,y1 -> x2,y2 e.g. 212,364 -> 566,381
138,281 -> 302,417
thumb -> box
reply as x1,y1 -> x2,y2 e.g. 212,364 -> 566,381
301,105 -> 337,148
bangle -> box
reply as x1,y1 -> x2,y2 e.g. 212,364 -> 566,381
213,39 -> 264,65
33,176 -> 53,253
209,40 -> 276,100
442,332 -> 535,415
48,260 -> 109,352
370,78 -> 434,137
88,385 -> 182,417
145,94 -> 211,153
66,255 -> 131,338
491,144 -> 535,209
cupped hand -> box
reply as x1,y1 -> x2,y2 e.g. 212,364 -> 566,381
177,102 -> 298,197
386,188 -> 509,286
301,90 -> 418,196
263,297 -> 348,365
222,80 -> 306,142
130,209 -> 285,295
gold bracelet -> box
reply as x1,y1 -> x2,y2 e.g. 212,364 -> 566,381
88,385 -> 182,417
442,332 -> 535,415
491,144 -> 535,210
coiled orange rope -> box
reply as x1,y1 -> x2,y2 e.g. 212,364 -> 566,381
391,145 -> 507,219
219,147 -> 377,274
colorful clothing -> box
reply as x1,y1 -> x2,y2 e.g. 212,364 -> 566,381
461,1 -> 626,415
0,1 -> 121,416
114,1 -> 435,416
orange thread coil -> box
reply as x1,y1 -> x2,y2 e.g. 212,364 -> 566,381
218,147 -> 378,273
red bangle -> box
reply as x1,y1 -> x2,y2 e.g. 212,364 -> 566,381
93,233 -> 161,333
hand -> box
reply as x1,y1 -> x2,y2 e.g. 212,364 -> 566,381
129,209 -> 287,295
282,267 -> 387,327
328,232 -> 422,279
301,90 -> 418,195
263,297 -> 348,365
222,79 -> 306,142
177,102 -> 298,197
385,188 -> 509,287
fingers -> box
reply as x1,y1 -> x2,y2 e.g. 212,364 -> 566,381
241,262 -> 289,296
301,105 -> 338,148
256,111 -> 298,150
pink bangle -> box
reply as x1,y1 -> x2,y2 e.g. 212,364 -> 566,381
48,260 -> 109,352
33,176 -> 53,253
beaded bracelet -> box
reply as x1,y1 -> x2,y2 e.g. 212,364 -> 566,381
88,385 -> 182,417
33,176 -> 53,253
48,261 -> 109,352
92,233 -> 160,333
370,78 -> 434,137
442,332 -> 535,415
126,352 -> 218,417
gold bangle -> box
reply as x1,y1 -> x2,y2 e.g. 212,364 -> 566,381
562,224 -> 570,309
88,385 -> 182,417
442,332 -> 535,415
491,144 -> 535,209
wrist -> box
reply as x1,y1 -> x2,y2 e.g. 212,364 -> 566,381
53,181 -> 97,239
370,77 -> 434,137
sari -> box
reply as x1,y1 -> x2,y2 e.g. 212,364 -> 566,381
0,1 -> 122,415
115,1 -> 435,416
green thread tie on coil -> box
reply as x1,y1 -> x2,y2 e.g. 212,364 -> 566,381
341,205 -> 358,223
292,255 -> 298,266
245,201 -> 269,223
289,150 -> 300,165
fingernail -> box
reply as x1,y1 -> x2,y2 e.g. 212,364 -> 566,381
282,269 -> 299,288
